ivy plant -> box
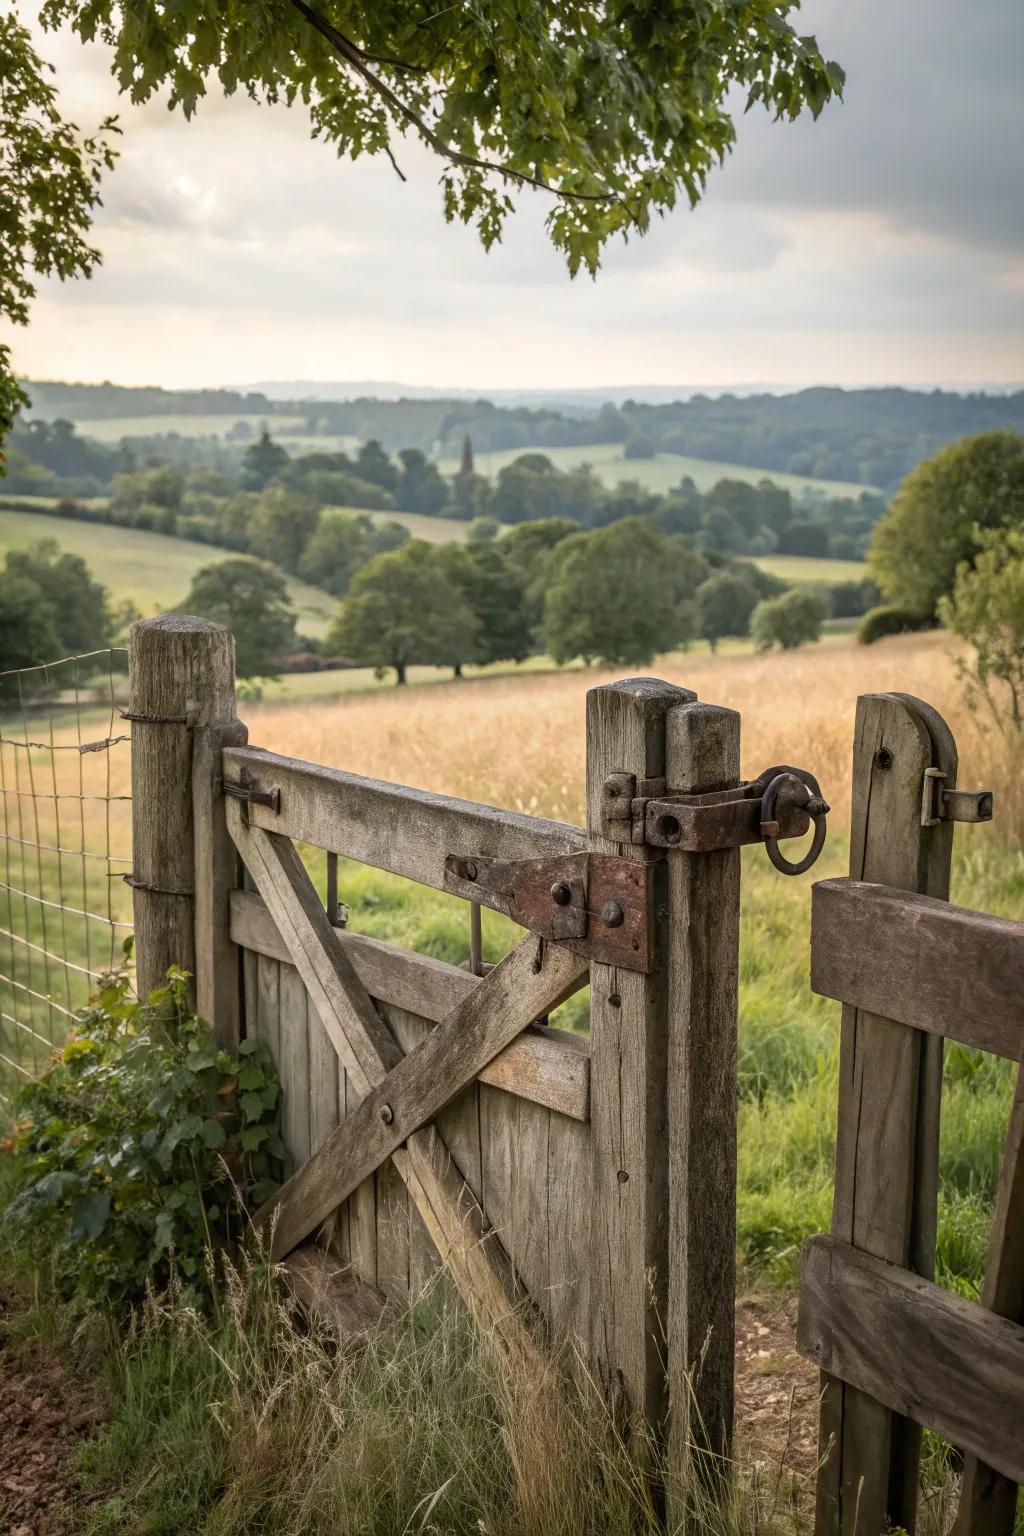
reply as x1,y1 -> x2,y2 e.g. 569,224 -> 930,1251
3,948 -> 283,1306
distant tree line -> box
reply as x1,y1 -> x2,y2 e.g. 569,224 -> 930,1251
180,517 -> 844,682
6,421 -> 887,574
16,380 -> 1024,489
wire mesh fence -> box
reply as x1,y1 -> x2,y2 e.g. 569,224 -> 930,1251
0,649 -> 132,1114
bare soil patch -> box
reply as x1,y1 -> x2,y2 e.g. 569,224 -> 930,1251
0,1287 -> 106,1536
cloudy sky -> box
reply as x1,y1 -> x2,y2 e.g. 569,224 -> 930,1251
9,0 -> 1024,392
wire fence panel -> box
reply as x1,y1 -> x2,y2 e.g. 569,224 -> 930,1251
0,649 -> 132,1113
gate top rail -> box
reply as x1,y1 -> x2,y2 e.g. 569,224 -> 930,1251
221,744 -> 587,895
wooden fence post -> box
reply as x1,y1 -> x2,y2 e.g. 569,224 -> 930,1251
665,702 -> 741,1503
816,693 -> 957,1535
128,615 -> 239,1017
586,677 -> 694,1446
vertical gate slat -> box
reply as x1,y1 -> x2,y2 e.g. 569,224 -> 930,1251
664,700 -> 740,1493
816,693 -> 956,1536
585,677 -> 695,1445
547,1109 -> 591,1343
280,966 -> 311,1172
256,954 -> 281,1070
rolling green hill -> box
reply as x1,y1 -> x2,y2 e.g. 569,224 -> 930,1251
0,508 -> 337,637
438,442 -> 873,500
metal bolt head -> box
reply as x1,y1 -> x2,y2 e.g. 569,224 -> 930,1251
380,1103 -> 394,1126
874,748 -> 893,770
601,900 -> 625,928
550,880 -> 573,906
463,860 -> 478,881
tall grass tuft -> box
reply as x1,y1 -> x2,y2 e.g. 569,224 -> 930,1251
75,1251 -> 827,1536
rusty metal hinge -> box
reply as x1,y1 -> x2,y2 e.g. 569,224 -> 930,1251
443,852 -> 658,972
920,767 -> 993,827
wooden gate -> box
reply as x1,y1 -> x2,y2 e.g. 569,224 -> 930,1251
797,692 -> 1022,1535
126,614 -> 827,1511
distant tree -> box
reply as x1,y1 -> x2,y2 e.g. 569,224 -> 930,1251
5,539 -> 121,655
459,436 -> 475,477
450,469 -> 491,521
355,440 -> 398,494
777,520 -> 829,557
501,517 -> 581,634
248,488 -> 321,574
328,541 -> 477,685
297,510 -> 409,597
466,516 -> 500,543
240,429 -> 289,491
489,455 -> 563,524
396,448 -> 449,517
596,478 -> 660,526
623,433 -> 657,459
704,479 -> 762,542
181,558 -> 296,677
653,494 -> 703,537
939,525 -> 1024,736
0,572 -> 61,690
751,587 -> 825,651
543,519 -> 697,666
694,569 -> 760,651
756,479 -> 794,536
441,544 -> 530,675
869,431 -> 1024,616
702,506 -> 743,553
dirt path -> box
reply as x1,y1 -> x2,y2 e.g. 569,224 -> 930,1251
0,1288 -> 106,1536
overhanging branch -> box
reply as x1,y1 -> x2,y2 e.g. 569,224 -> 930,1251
287,0 -> 617,206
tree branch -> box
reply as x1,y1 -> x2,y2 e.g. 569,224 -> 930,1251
287,0 -> 617,206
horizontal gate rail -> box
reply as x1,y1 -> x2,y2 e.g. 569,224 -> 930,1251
800,1236 -> 1024,1487
230,888 -> 590,1120
222,744 -> 586,898
812,877 -> 1024,1059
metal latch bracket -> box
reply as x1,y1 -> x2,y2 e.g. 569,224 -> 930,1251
920,767 -> 993,827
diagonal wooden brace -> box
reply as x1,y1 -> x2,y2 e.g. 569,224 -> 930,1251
226,802 -> 587,1356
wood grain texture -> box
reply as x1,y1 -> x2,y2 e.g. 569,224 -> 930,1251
815,693 -> 957,1536
952,1065 -> 1024,1536
230,811 -> 549,1364
800,1236 -> 1024,1487
664,701 -> 740,1494
231,889 -> 590,1120
279,964 -> 311,1172
260,927 -> 585,1261
223,744 -> 585,900
586,677 -> 694,1440
129,614 -> 236,1003
812,879 -> 1024,1060
193,716 -> 248,1048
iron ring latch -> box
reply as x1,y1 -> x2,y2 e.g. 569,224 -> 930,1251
758,767 -> 830,876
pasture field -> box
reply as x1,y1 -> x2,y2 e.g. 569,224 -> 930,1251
356,506 -> 475,543
0,508 -> 337,636
438,440 -> 875,500
751,552 -> 867,584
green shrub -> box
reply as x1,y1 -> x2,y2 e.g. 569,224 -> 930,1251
858,604 -> 933,645
3,952 -> 282,1306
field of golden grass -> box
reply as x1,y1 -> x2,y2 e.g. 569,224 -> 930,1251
243,629 -> 1007,839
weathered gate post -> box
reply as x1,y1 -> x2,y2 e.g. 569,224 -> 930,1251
128,614 -> 243,1041
816,693 -> 956,1534
586,679 -> 739,1506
